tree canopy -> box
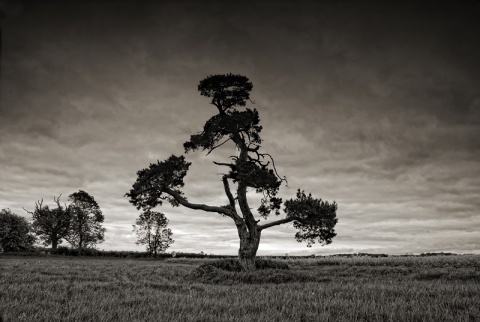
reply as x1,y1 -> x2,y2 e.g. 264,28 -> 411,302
65,190 -> 105,253
25,195 -> 71,250
133,209 -> 173,257
0,209 -> 35,252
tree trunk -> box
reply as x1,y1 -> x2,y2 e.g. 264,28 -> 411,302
78,233 -> 83,256
52,238 -> 58,251
237,223 -> 261,271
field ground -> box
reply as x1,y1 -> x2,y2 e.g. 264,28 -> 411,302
0,255 -> 479,321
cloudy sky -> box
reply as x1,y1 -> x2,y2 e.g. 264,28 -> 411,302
1,0 -> 479,255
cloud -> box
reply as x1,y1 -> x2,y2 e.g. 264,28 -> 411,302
1,1 -> 479,255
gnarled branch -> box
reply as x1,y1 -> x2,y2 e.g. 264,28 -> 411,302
163,188 -> 235,219
258,216 -> 315,231
222,175 -> 236,208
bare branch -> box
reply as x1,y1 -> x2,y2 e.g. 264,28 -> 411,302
213,161 -> 235,168
222,175 -> 236,208
258,216 -> 313,231
258,217 -> 294,230
53,194 -> 62,208
257,152 -> 288,186
212,101 -> 223,114
23,207 -> 34,215
23,198 -> 43,215
206,138 -> 231,156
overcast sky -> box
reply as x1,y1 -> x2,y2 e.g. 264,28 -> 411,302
1,0 -> 479,255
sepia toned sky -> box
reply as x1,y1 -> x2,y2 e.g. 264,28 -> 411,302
1,0 -> 479,255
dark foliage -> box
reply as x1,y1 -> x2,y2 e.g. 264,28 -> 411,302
198,73 -> 253,112
66,190 -> 105,252
133,209 -> 173,257
184,108 -> 262,153
420,252 -> 455,256
285,190 -> 338,247
126,155 -> 190,210
51,246 -> 150,258
27,195 -> 71,250
52,246 -> 98,256
0,209 -> 35,252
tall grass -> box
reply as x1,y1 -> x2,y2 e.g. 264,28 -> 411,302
0,255 -> 479,321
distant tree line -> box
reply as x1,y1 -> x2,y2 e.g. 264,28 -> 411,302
1,189 -> 174,257
0,190 -> 106,255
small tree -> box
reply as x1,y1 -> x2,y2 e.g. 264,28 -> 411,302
0,209 -> 36,252
65,190 -> 106,254
24,195 -> 71,251
126,74 -> 338,271
133,209 -> 173,257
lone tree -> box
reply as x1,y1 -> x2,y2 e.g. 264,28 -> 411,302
24,195 -> 71,251
133,209 -> 173,257
0,209 -> 36,252
126,74 -> 338,271
65,190 -> 106,254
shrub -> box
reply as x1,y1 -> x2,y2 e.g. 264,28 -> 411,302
52,246 -> 79,256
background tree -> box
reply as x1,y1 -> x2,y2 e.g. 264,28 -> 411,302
133,209 -> 173,257
127,73 -> 338,271
24,195 -> 71,251
0,208 -> 35,252
65,190 -> 105,254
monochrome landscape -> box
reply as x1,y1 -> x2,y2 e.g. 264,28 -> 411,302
1,1 -> 479,321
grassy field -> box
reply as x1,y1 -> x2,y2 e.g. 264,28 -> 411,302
0,255 -> 479,321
